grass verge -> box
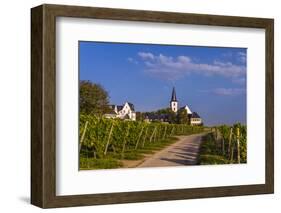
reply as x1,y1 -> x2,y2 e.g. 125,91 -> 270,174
80,157 -> 123,170
80,136 -> 179,170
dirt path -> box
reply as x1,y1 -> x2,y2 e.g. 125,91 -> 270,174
137,133 -> 207,168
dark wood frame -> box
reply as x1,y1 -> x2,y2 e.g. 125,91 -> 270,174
31,4 -> 274,208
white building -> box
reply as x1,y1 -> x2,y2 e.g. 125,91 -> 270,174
182,105 -> 192,114
190,112 -> 203,126
105,102 -> 136,121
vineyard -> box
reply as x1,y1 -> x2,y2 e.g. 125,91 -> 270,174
199,124 -> 247,165
79,114 -> 204,169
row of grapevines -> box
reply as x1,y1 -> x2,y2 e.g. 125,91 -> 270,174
216,123 -> 247,163
79,114 -> 204,159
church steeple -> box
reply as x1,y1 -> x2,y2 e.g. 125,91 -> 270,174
170,87 -> 178,113
171,87 -> 177,102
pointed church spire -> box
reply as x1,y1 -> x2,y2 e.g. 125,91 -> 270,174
171,87 -> 177,102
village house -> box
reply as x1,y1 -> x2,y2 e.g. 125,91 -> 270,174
104,102 -> 136,121
144,114 -> 170,123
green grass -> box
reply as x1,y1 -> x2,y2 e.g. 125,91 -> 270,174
79,136 -> 179,170
80,157 -> 123,170
199,154 -> 230,165
138,149 -> 154,154
112,150 -> 145,160
142,137 -> 178,150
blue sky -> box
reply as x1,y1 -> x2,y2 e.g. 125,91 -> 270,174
79,41 -> 246,126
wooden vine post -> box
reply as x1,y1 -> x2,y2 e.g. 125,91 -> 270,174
150,126 -> 157,143
228,127 -> 233,157
79,121 -> 88,154
236,127 -> 240,164
216,128 -> 218,140
170,126 -> 175,137
141,127 -> 148,148
222,137 -> 225,155
162,125 -> 167,140
135,125 -> 144,150
121,124 -> 131,159
104,122 -> 114,156
154,127 -> 158,142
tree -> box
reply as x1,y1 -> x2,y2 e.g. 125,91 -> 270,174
136,112 -> 145,121
79,80 -> 111,115
156,108 -> 171,115
177,108 -> 189,124
166,109 -> 177,124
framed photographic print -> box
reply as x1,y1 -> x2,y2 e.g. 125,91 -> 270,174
31,4 -> 274,208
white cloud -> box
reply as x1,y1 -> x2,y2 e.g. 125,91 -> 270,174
137,52 -> 246,81
232,77 -> 246,84
138,52 -> 155,60
213,88 -> 246,96
222,51 -> 246,64
200,88 -> 246,96
238,51 -> 247,64
127,57 -> 138,64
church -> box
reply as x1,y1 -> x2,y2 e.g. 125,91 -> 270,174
170,87 -> 203,126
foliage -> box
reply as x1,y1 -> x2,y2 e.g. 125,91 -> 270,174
156,108 -> 173,114
199,133 -> 230,164
177,107 -> 189,124
140,108 -> 178,123
199,154 -> 230,165
135,111 -> 145,121
79,80 -> 111,115
199,123 -> 247,165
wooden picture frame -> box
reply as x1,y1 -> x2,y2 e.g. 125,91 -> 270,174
31,4 -> 274,208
